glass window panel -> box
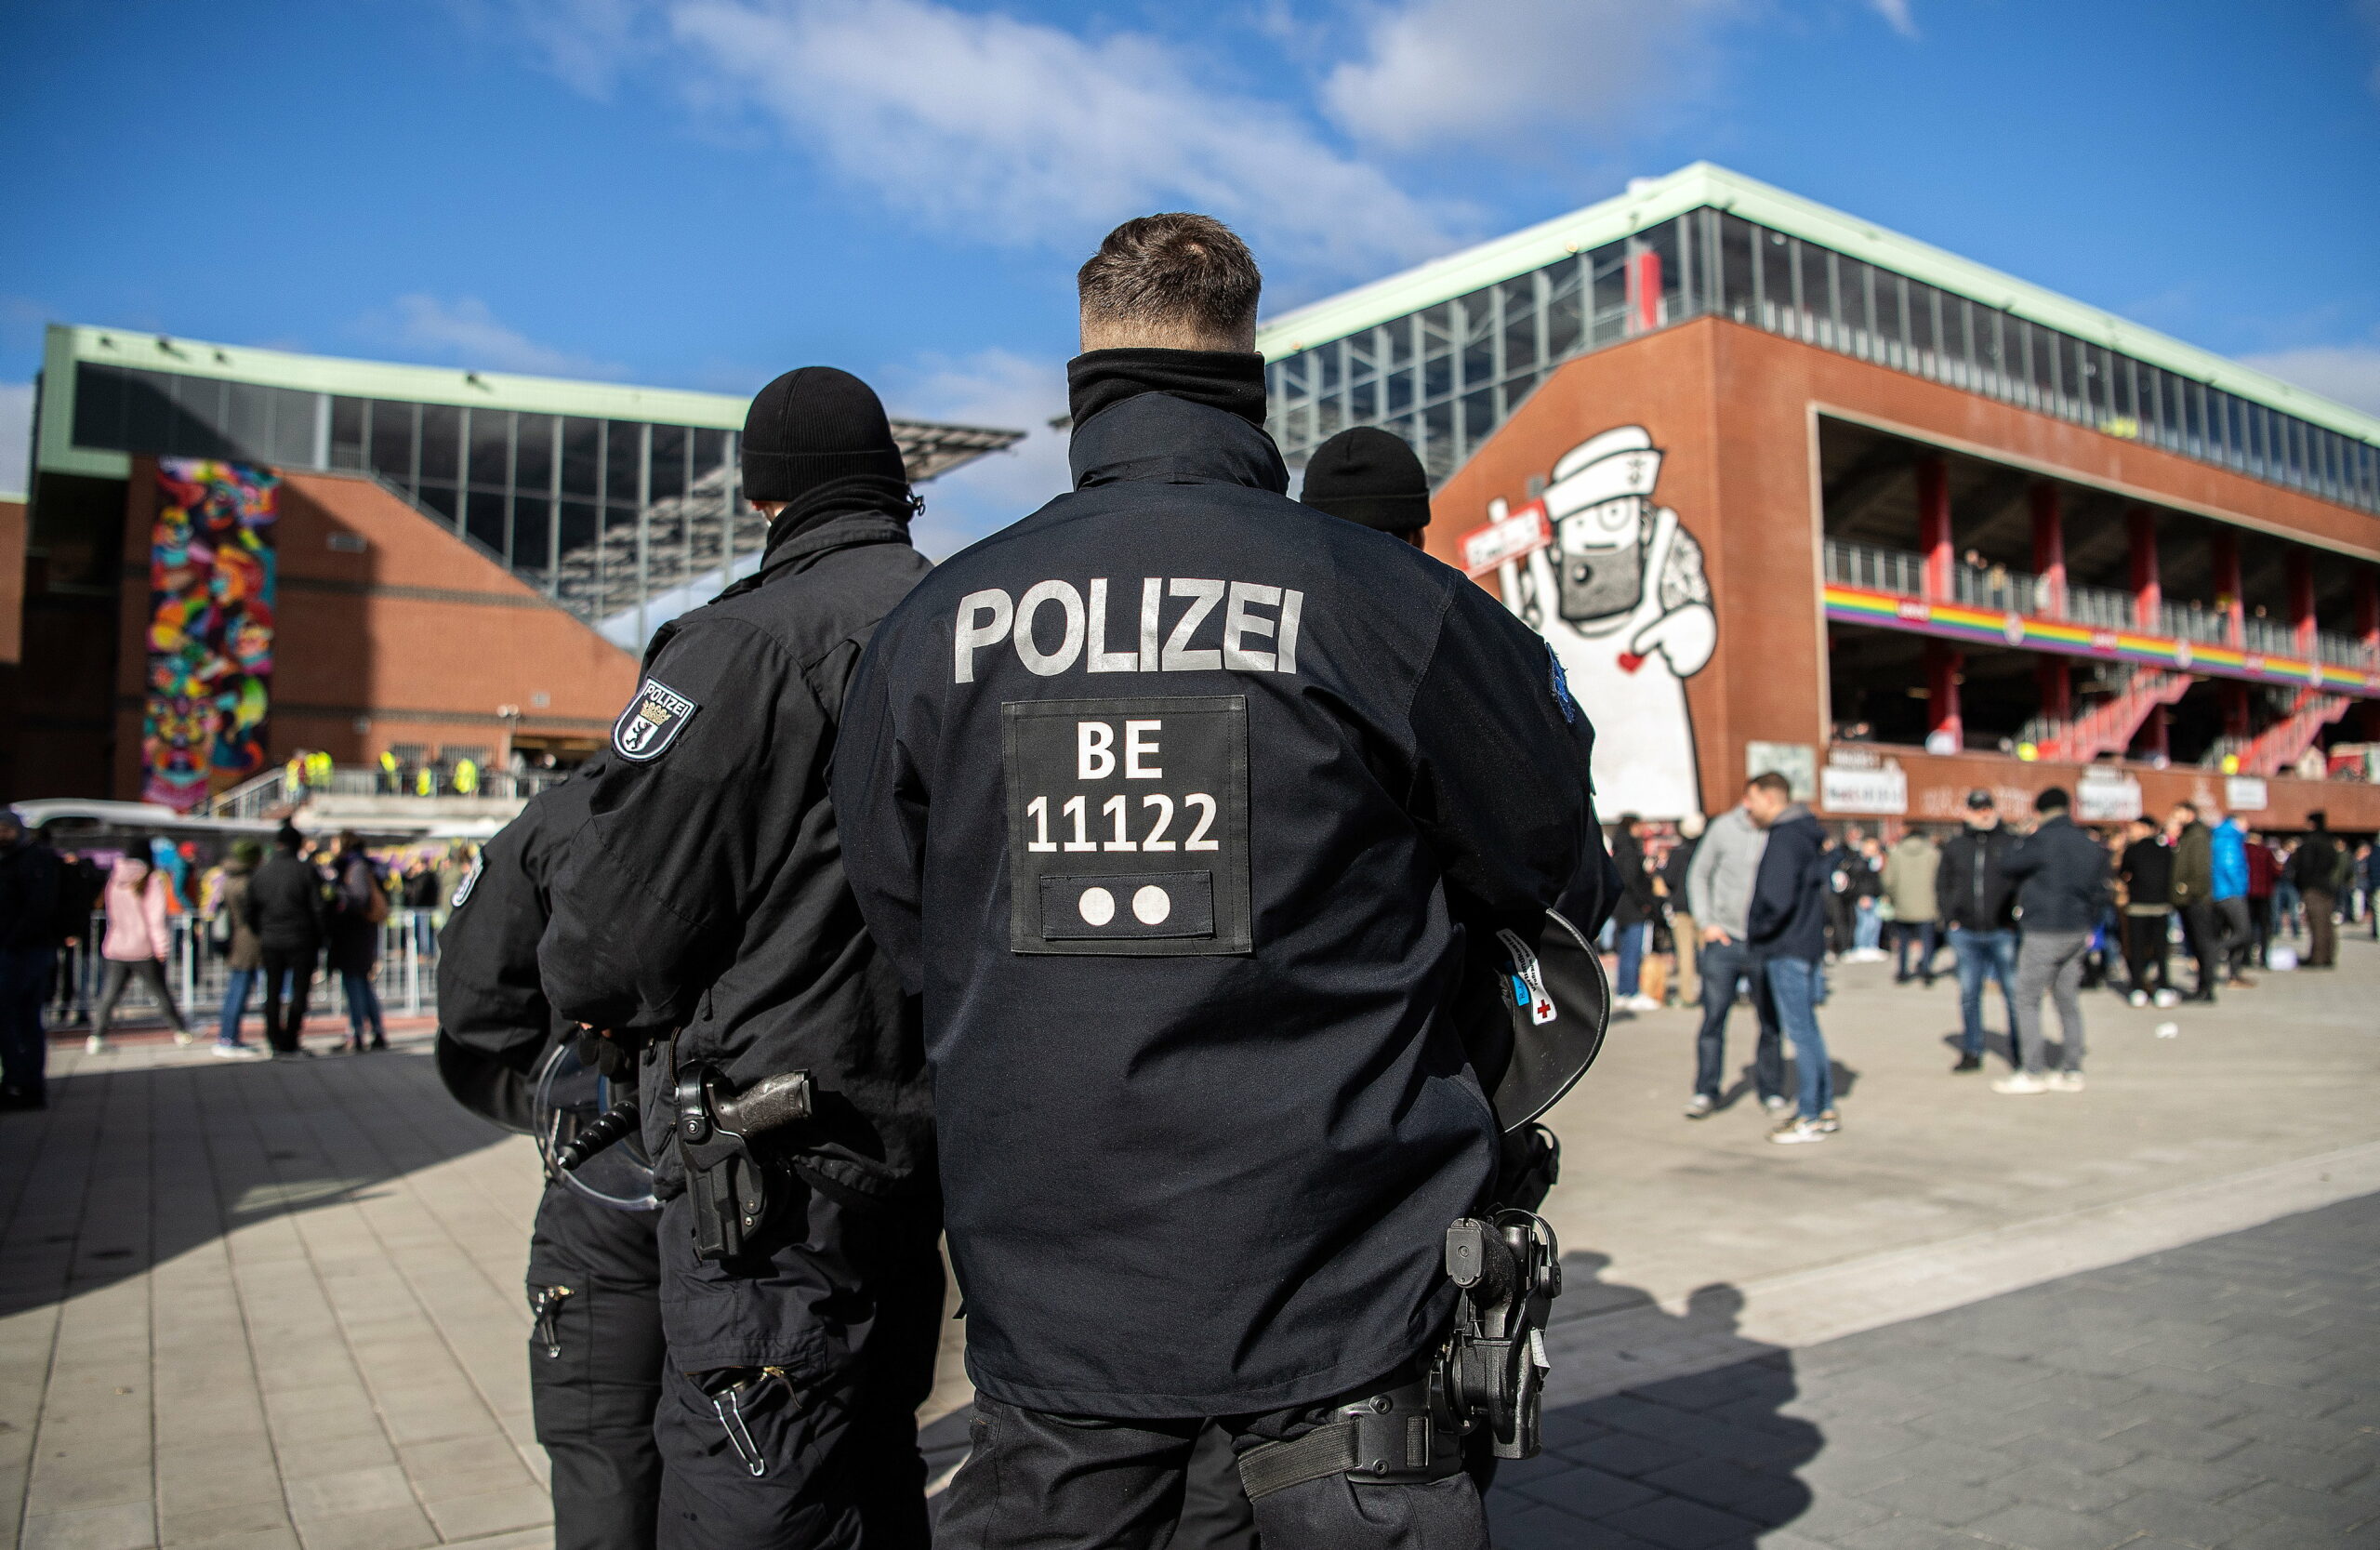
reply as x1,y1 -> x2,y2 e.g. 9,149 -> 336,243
605,420 -> 644,505
1720,216 -> 1756,323
1502,370 -> 1542,420
1386,367 -> 1415,416
1350,378 -> 1377,421
1462,389 -> 1497,451
371,401 -> 418,483
2115,358 -> 2138,427
516,415 -> 556,492
1503,303 -> 1538,374
560,499 -> 599,560
1276,353 -> 1307,396
270,388 -> 317,467
1459,288 -> 1497,344
1423,354 -> 1452,401
1592,244 -> 1629,344
224,382 -> 271,460
1834,258 -> 1871,353
1386,319 -> 1417,367
73,363 -> 127,450
693,427 -> 727,478
466,489 -> 508,558
650,424 -> 689,502
1758,229 -> 1792,331
468,408 -> 513,489
330,396 -> 365,470
1645,223 -> 1682,325
1345,331 -> 1376,378
1317,398 -> 1343,437
562,417 -> 601,497
169,374 -> 230,459
1421,401 -> 1455,481
1461,333 -> 1494,391
1319,345 -> 1342,394
417,484 -> 459,523
419,404 -> 461,483
1545,267 -> 1584,358
1420,304 -> 1452,352
513,496 -> 550,577
1907,281 -> 1937,362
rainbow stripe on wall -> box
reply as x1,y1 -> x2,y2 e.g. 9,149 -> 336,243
1824,584 -> 2380,696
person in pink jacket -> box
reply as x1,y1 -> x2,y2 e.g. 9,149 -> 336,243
87,851 -> 191,1053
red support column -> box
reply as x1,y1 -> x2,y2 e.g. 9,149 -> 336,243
1926,642 -> 1963,753
1919,457 -> 1953,601
1625,247 -> 1664,335
2288,551 -> 2317,658
2036,657 -> 2072,727
2211,530 -> 2244,646
2359,571 -> 2379,654
2222,682 -> 2252,740
2030,483 -> 2065,617
2128,508 -> 2161,632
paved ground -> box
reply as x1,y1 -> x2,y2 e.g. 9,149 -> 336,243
2,927 -> 2374,1549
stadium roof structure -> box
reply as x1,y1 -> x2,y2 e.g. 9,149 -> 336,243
34,325 -> 1025,484
1255,161 -> 2380,450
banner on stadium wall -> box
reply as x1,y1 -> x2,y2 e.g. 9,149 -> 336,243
142,458 -> 279,813
1820,762 -> 1909,815
2075,769 -> 2143,823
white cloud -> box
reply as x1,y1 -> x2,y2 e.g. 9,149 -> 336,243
522,0 -> 1461,272
1869,0 -> 1917,39
378,295 -> 627,378
2241,338 -> 2380,417
887,347 -> 1071,558
1320,0 -> 1741,152
0,382 -> 32,497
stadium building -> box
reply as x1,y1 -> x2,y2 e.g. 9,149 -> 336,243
1258,162 -> 2380,830
1,329 -> 1019,808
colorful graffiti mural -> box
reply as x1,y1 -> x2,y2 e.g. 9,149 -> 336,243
142,458 -> 279,811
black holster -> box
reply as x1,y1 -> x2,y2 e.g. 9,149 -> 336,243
671,1059 -> 814,1263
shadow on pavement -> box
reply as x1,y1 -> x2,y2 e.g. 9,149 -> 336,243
0,1042 -> 514,1320
1490,1252 -> 1823,1546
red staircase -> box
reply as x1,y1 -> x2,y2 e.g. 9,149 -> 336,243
2037,668 -> 2192,763
2239,690 -> 2349,777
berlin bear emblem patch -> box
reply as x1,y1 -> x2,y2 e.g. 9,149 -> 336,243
614,678 -> 697,762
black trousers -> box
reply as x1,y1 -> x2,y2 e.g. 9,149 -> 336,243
2121,913 -> 2169,997
259,947 -> 317,1053
528,1182 -> 666,1550
2304,890 -> 2337,967
651,1176 -> 945,1550
2175,902 -> 2221,998
936,1380 -> 1489,1550
93,958 -> 186,1036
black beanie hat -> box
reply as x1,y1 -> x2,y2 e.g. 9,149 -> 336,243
741,366 -> 908,501
1300,426 -> 1431,533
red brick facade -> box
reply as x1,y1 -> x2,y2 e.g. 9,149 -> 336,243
1427,317 -> 2380,831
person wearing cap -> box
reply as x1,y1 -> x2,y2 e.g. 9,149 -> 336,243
1935,789 -> 2019,1073
540,368 -> 945,1546
1300,424 -> 1434,544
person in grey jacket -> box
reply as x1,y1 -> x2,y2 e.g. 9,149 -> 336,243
1997,788 -> 2109,1094
1683,800 -> 1784,1119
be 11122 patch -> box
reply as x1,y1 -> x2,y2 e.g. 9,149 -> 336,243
614,678 -> 697,762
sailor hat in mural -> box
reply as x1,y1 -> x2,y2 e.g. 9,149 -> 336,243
613,677 -> 698,762
1545,425 -> 1664,526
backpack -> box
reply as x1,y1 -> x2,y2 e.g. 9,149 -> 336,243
362,874 -> 390,925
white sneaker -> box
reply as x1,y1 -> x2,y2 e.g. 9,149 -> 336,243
1684,1093 -> 1715,1119
85,1034 -> 109,1054
1768,1117 -> 1829,1145
1761,1094 -> 1791,1115
2127,990 -> 2148,1008
173,1030 -> 196,1047
1992,1073 -> 2051,1095
1623,994 -> 1659,1013
212,1043 -> 265,1060
2152,988 -> 2179,1009
2048,1071 -> 2085,1093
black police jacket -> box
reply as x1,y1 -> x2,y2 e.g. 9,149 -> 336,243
833,368 -> 1601,1418
540,511 -> 936,1205
436,772 -> 596,1131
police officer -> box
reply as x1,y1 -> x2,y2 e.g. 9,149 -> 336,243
435,764 -> 666,1550
1299,425 -> 1433,548
539,368 -> 944,1548
834,215 -> 1603,1548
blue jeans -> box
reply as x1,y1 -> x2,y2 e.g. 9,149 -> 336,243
1854,900 -> 1883,952
218,967 -> 259,1045
1614,921 -> 1649,998
341,971 -> 385,1042
412,913 -> 436,959
1950,928 -> 2018,1056
1762,956 -> 1833,1119
1694,939 -> 1783,1103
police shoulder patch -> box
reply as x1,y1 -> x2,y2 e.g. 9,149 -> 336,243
1547,643 -> 1579,724
614,677 -> 698,762
450,853 -> 483,910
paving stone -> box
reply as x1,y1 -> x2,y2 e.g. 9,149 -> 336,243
1489,1500 -> 1655,1550
1853,1475 -> 2018,1528
2102,1418 -> 2254,1464
1560,1431 -> 1698,1478
1594,1493 -> 1762,1550
1998,1464 -> 2136,1515
417,1485 -> 548,1541
2215,1439 -> 2373,1491
2219,1477 -> 2380,1532
1514,1462 -> 1660,1517
1960,1499 -> 2138,1550
1831,1520 -> 1993,1550
2099,1488 -> 2265,1545
20,1502 -> 159,1550
2097,1451 -> 2263,1504
284,1504 -> 436,1550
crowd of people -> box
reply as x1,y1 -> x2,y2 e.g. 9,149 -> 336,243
1606,787 -> 2375,1130
0,817 -> 483,1100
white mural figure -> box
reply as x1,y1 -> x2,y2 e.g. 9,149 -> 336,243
1493,425 -> 1715,820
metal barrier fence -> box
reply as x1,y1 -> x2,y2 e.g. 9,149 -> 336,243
47,909 -> 441,1033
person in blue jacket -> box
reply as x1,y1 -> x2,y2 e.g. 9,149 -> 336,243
2210,814 -> 2256,987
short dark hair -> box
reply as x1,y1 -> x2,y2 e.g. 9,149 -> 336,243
2173,801 -> 2199,819
2034,786 -> 2070,815
1747,771 -> 1792,799
1078,214 -> 1261,342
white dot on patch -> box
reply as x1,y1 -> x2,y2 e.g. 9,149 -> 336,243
1132,885 -> 1170,925
1078,887 -> 1116,926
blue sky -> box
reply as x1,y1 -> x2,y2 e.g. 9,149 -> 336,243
5,0 -> 2377,550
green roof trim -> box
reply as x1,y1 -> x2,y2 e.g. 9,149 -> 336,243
1254,162 -> 2380,448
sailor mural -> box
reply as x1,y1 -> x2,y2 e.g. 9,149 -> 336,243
1473,426 -> 1715,820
